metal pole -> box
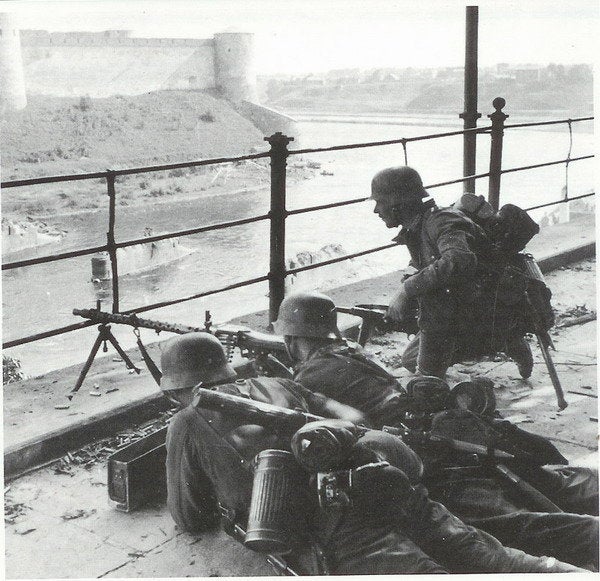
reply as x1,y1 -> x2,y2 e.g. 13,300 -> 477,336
265,132 -> 293,325
487,97 -> 509,211
106,170 -> 120,313
460,6 -> 481,193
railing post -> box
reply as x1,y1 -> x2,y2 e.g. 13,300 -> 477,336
265,132 -> 293,325
487,97 -> 509,211
460,5 -> 481,193
106,170 -> 120,313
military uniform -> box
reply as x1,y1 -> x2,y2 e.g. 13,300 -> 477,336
166,376 -> 588,573
293,343 -> 406,427
293,347 -> 599,570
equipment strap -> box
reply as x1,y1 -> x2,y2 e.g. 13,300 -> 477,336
133,328 -> 162,385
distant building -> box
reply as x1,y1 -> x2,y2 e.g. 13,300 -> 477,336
511,64 -> 543,82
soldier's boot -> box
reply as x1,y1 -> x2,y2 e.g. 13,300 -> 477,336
506,336 -> 534,379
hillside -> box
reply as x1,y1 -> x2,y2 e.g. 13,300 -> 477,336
1,91 -> 265,180
0,91 -> 318,220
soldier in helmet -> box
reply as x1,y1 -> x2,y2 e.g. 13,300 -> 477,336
160,332 -> 590,573
274,290 -> 598,569
371,165 -> 533,379
161,332 -> 363,533
274,291 -> 409,427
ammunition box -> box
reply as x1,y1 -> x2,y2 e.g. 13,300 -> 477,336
107,426 -> 168,512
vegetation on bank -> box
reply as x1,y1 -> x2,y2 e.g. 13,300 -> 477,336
0,91 -> 285,219
1,91 -> 266,180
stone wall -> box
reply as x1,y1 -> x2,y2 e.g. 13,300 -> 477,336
17,28 -> 256,102
0,13 -> 27,112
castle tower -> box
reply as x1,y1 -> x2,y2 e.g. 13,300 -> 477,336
213,32 -> 257,103
0,13 -> 27,113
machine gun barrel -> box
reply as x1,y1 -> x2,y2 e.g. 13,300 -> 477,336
73,308 -> 206,335
74,308 -> 287,356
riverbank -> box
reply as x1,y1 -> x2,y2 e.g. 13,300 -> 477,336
1,157 -> 318,231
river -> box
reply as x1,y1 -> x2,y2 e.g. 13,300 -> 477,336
2,115 -> 595,376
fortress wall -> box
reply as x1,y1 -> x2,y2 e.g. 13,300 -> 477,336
19,31 -> 258,102
0,13 -> 27,112
21,29 -> 211,48
22,45 -> 214,97
163,47 -> 216,90
7,22 -> 260,104
237,100 -> 297,142
214,32 -> 257,102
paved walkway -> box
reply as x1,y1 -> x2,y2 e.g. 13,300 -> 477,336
4,222 -> 597,578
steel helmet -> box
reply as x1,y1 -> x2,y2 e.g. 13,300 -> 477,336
160,332 -> 236,391
371,166 -> 428,204
273,292 -> 342,339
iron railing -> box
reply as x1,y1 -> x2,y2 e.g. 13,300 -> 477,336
2,98 -> 595,350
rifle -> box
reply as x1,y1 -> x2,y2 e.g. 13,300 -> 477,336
381,424 -> 515,461
382,424 -> 563,513
517,255 -> 567,410
73,308 -> 293,381
335,304 -> 418,347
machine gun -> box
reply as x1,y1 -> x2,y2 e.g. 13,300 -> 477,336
335,303 -> 419,347
72,307 -> 292,395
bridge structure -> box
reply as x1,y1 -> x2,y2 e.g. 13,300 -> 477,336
0,6 -> 596,478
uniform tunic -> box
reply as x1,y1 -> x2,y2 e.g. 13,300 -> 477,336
293,345 -> 599,570
166,376 -> 587,573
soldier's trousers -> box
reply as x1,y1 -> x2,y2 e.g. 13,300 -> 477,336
471,511 -> 599,571
402,331 -> 455,378
427,474 -> 599,571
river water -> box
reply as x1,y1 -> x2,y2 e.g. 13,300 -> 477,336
3,116 -> 595,376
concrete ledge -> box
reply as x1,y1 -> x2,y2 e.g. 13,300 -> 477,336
537,242 -> 596,273
4,394 -> 170,480
4,240 -> 596,479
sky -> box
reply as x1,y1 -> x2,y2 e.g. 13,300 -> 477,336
1,0 -> 598,74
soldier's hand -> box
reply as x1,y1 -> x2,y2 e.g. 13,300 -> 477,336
386,284 -> 411,323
